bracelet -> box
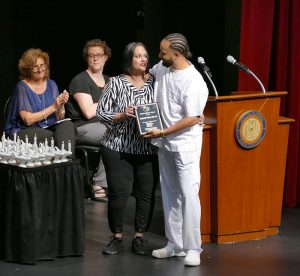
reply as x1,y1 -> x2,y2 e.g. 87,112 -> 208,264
41,110 -> 48,124
160,130 -> 166,138
41,111 -> 46,120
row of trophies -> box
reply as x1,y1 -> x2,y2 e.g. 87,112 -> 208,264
0,132 -> 72,168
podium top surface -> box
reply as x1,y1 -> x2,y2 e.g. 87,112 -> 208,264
208,91 -> 287,102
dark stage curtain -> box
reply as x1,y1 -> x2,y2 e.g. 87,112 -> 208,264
239,0 -> 300,207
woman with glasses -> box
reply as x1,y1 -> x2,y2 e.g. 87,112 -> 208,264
4,48 -> 75,157
66,39 -> 111,201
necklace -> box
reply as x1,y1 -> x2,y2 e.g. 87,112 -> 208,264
35,92 -> 48,124
29,80 -> 45,92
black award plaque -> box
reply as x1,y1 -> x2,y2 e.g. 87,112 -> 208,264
135,103 -> 163,135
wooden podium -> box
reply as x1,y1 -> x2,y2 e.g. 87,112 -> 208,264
199,91 -> 293,244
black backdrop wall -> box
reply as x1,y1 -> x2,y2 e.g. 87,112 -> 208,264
143,0 -> 242,95
0,0 -> 242,130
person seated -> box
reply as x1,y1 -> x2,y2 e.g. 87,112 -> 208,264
66,39 -> 111,201
4,48 -> 75,157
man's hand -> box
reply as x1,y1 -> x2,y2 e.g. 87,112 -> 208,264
198,114 -> 205,125
143,128 -> 163,138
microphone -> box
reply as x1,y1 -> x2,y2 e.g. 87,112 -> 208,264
226,55 -> 266,93
226,55 -> 251,74
197,57 -> 212,78
197,56 -> 218,97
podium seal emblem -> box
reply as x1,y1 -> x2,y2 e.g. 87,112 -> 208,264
235,110 -> 266,149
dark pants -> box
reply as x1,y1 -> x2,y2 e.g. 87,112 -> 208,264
16,121 -> 76,159
100,145 -> 159,234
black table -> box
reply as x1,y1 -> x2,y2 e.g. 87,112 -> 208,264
0,160 -> 85,264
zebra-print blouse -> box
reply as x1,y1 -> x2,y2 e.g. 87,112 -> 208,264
96,74 -> 157,155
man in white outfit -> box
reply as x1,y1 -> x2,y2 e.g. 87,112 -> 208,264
144,33 -> 208,266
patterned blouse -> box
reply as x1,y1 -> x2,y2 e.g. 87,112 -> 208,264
96,74 -> 157,155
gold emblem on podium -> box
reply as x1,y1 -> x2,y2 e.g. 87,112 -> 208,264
235,110 -> 266,149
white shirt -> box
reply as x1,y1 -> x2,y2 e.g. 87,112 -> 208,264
151,61 -> 208,152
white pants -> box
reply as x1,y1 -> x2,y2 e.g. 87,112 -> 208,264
158,141 -> 202,252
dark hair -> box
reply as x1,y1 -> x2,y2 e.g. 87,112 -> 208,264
121,42 -> 150,75
164,33 -> 192,59
82,38 -> 112,61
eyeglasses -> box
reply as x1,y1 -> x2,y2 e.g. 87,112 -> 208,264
31,64 -> 47,72
88,54 -> 106,60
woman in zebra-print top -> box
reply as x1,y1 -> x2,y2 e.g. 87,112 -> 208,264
96,42 -> 159,255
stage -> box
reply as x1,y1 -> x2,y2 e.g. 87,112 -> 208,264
0,192 -> 299,276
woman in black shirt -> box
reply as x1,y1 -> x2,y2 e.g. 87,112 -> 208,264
66,39 -> 111,200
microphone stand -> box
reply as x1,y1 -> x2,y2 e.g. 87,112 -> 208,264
203,71 -> 218,97
248,70 -> 266,93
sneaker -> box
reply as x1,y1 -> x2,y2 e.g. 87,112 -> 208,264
152,243 -> 186,259
102,236 -> 124,255
184,250 -> 201,266
132,236 -> 148,255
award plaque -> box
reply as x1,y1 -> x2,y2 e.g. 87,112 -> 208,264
135,103 -> 163,135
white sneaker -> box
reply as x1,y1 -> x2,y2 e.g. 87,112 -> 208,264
184,250 -> 201,266
152,245 -> 186,259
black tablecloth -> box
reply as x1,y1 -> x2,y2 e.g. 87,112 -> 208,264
0,160 -> 85,264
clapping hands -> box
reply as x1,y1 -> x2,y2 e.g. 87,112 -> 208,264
56,90 -> 69,107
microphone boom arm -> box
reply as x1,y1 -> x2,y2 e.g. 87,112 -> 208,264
204,70 -> 219,97
227,55 -> 266,93
248,70 -> 266,93
197,56 -> 218,97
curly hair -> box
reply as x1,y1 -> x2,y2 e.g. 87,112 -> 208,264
18,48 -> 50,80
82,38 -> 112,61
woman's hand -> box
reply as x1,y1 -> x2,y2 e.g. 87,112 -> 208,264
55,90 -> 68,119
113,105 -> 136,123
124,105 -> 136,118
55,90 -> 69,107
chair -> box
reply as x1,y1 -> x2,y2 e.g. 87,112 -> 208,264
2,96 -> 12,138
4,96 -> 12,118
75,144 -> 101,198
